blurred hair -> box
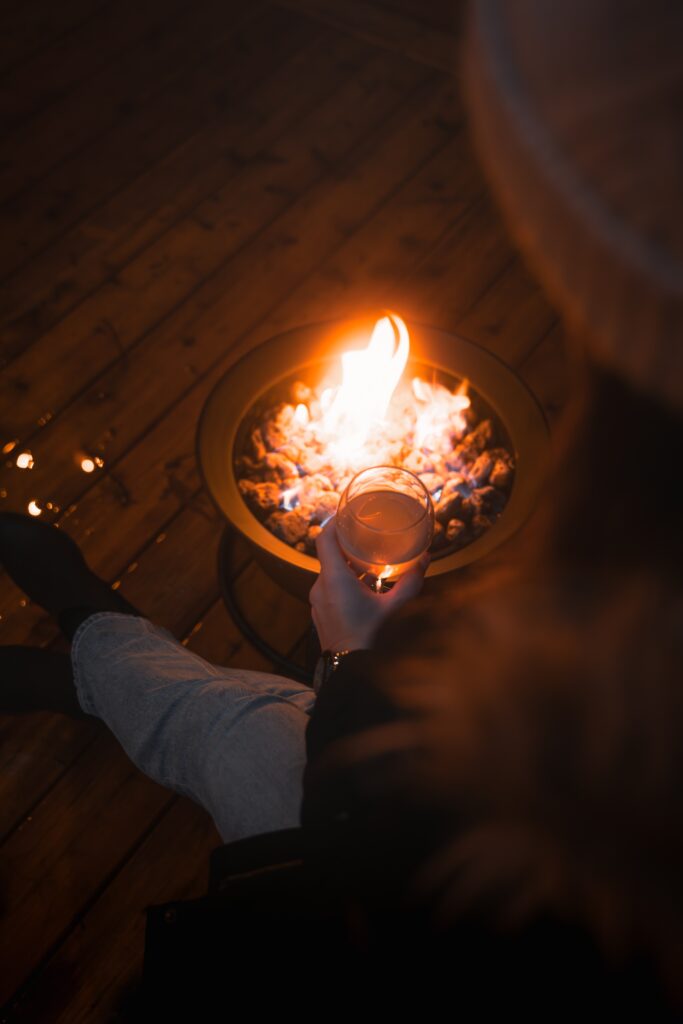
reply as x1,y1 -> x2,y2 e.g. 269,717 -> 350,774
339,354 -> 683,1003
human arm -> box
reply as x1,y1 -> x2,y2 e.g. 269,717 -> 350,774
301,516 -> 430,829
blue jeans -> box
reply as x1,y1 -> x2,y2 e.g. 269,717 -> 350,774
71,612 -> 316,843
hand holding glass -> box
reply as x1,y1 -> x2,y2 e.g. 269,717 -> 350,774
335,466 -> 434,590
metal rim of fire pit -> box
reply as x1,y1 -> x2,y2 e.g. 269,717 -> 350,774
197,314 -> 550,608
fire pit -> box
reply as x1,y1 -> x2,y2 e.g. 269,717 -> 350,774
197,313 -> 549,603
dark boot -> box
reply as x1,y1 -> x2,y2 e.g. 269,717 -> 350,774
0,646 -> 91,718
0,511 -> 142,641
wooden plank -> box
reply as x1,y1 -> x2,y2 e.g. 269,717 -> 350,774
0,240 -> 556,851
187,593 -> 311,672
0,2 -> 292,280
183,596 -> 281,672
0,4 -> 568,1017
1,70 -> 458,440
0,573 -> 313,1019
0,96 -> 544,864
288,627 -> 314,669
0,19 -> 327,356
0,533 -> 308,853
260,128 -> 482,333
398,197 -> 513,327
0,206 -> 537,663
0,483 -> 317,853
230,560 -> 311,655
0,327 -> 565,1015
455,255 -> 557,365
0,0 -> 112,76
0,502 -> 237,836
0,0 -> 260,206
0,64 -> 445,523
0,0 -> 195,135
4,798 -> 217,1022
0,734 -> 177,1008
518,322 -> 569,422
0,476 -> 254,843
111,492 -> 224,636
380,0 -> 464,32
0,528 -> 251,847
1,587 -> 313,1013
0,111 -> 497,642
0,714 -> 100,843
273,0 -> 459,71
473,322 -> 568,576
0,525 -> 311,1005
0,37 -> 431,420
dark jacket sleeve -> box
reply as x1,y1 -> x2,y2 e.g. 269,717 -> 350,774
299,599 -> 453,914
300,593 -> 443,831
300,648 -> 407,828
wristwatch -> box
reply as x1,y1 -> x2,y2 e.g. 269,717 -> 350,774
313,648 -> 352,694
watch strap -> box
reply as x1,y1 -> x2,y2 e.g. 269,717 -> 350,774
313,648 -> 351,694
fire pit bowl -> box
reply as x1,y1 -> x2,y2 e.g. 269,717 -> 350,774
197,314 -> 549,601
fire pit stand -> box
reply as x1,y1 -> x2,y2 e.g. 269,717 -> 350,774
198,314 -> 549,675
217,524 -> 317,683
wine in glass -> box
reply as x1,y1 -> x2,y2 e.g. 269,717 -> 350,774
335,465 -> 434,590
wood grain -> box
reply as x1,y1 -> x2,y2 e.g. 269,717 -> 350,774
0,0 -> 567,1014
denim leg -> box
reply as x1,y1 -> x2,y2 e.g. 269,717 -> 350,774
71,612 -> 316,843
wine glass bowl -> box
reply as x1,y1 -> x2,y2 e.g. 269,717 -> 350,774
335,465 -> 435,586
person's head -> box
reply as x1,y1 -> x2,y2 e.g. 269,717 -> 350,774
462,0 -> 683,421
457,0 -> 683,592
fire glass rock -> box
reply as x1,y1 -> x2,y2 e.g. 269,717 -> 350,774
435,475 -> 469,525
460,494 -> 481,521
237,377 -> 514,561
265,509 -> 310,545
431,520 -> 447,549
238,480 -> 280,519
470,512 -> 496,538
436,490 -> 466,526
446,517 -> 467,543
309,491 -> 339,524
488,448 -> 514,489
475,485 -> 507,515
454,419 -> 495,466
490,460 -> 512,489
441,473 -> 468,499
262,451 -> 299,482
468,452 -> 493,487
418,471 -> 445,495
249,427 -> 267,463
235,453 -> 261,477
262,402 -> 296,450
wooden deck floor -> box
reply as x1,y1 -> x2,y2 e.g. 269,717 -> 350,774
0,0 -> 566,1018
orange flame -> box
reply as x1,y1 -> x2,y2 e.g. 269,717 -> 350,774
319,312 -> 409,464
412,376 -> 470,451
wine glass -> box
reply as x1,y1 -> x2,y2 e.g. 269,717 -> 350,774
335,465 -> 434,591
